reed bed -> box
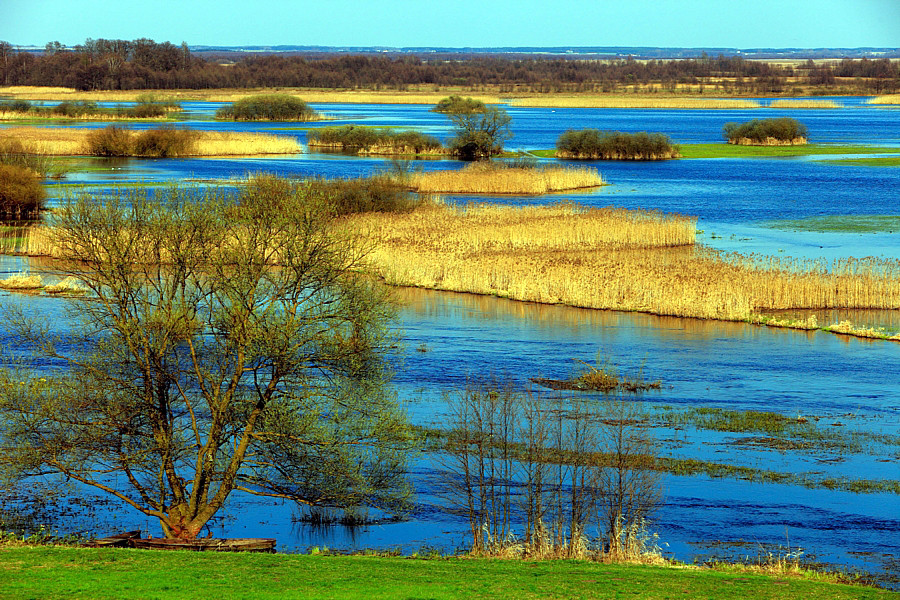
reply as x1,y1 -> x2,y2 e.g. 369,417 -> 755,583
509,96 -> 762,109
0,128 -> 301,156
346,205 -> 900,324
408,164 -> 605,195
769,99 -> 842,109
0,273 -> 43,290
867,94 -> 900,105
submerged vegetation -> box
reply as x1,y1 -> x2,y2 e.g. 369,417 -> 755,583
556,130 -> 680,160
215,94 -> 320,121
724,117 -> 808,145
307,125 -> 445,156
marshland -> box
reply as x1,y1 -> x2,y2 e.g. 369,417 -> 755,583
1,84 -> 900,588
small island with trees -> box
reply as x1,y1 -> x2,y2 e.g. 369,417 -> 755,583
723,117 -> 808,145
556,130 -> 681,160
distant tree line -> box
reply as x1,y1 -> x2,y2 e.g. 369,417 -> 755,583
1,39 -> 898,93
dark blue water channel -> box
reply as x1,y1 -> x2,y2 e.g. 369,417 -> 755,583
2,98 -> 899,581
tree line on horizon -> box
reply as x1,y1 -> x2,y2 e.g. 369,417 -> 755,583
0,38 -> 898,93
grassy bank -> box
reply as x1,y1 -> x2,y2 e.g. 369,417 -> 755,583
0,127 -> 301,156
408,164 -> 605,194
0,547 -> 890,599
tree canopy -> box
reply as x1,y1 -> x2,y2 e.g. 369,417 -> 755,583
0,177 -> 415,539
446,106 -> 513,160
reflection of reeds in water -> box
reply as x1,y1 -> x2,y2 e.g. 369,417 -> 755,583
409,164 -> 605,195
353,204 -> 900,325
0,127 -> 301,156
509,96 -> 761,109
769,99 -> 842,109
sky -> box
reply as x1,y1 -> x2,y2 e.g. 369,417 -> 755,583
3,0 -> 899,49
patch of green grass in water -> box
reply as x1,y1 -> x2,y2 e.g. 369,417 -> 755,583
764,215 -> 900,233
678,144 -> 900,159
819,157 -> 900,167
0,547 -> 890,599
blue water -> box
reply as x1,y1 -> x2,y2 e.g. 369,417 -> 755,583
2,98 -> 900,582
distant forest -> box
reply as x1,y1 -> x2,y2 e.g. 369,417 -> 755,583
1,38 -> 898,93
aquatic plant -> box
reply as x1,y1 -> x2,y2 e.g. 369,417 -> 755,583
408,163 -> 604,194
307,125 -> 444,155
556,129 -> 680,160
215,94 -> 320,121
723,117 -> 808,145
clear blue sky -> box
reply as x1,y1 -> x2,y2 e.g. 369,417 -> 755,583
3,0 -> 899,48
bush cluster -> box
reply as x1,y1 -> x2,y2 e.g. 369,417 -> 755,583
0,100 -> 34,113
0,164 -> 45,220
216,94 -> 319,121
85,125 -> 199,157
556,129 -> 680,160
0,138 -> 53,177
431,96 -> 487,114
307,125 -> 443,154
723,117 -> 808,144
304,175 -> 420,215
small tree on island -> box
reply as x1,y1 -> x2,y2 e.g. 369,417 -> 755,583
0,177 -> 415,539
446,106 -> 513,160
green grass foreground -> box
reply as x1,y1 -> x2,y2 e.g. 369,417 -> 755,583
531,145 -> 900,160
0,547 -> 894,599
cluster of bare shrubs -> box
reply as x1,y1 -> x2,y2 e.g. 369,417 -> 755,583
85,125 -> 199,157
723,117 -> 808,145
307,125 -> 444,155
0,138 -> 46,221
556,130 -> 680,160
441,381 -> 662,561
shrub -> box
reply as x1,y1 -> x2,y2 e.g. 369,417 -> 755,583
51,101 -> 99,118
556,130 -> 680,160
0,100 -> 33,113
0,164 -> 45,220
308,125 -> 443,154
303,175 -> 419,215
216,94 -> 319,121
447,106 -> 513,160
723,118 -> 808,145
431,96 -> 486,114
133,126 -> 198,157
127,103 -> 167,118
0,137 -> 53,177
85,125 -> 134,156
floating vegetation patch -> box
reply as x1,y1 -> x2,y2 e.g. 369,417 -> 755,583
819,157 -> 900,167
764,215 -> 900,233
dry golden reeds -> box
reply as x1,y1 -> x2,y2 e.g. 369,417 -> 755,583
0,127 -> 301,156
868,94 -> 900,105
0,273 -> 43,290
344,204 -> 900,324
508,96 -> 762,109
408,164 -> 605,195
769,99 -> 842,109
43,276 -> 86,295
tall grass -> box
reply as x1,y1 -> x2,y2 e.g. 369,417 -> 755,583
510,97 -> 762,109
867,94 -> 900,105
769,99 -> 842,109
0,127 -> 301,156
307,125 -> 445,155
408,163 -> 605,194
347,204 -> 900,322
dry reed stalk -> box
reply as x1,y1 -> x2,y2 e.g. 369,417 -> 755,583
192,132 -> 302,155
0,273 -> 43,289
769,99 -> 842,109
0,128 -> 300,156
347,205 -> 900,323
509,97 -> 762,109
409,165 -> 605,195
43,276 -> 86,295
868,94 -> 900,105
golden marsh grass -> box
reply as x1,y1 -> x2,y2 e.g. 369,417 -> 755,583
0,110 -> 168,122
0,273 -> 43,290
408,164 -> 605,195
508,96 -> 762,109
868,94 -> 900,105
0,127 -> 301,156
769,99 -> 842,109
344,205 -> 900,325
